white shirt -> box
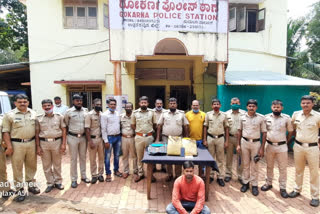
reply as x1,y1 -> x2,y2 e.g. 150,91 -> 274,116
101,109 -> 121,143
53,104 -> 69,115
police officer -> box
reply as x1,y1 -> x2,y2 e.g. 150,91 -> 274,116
260,100 -> 293,198
64,94 -> 89,188
0,115 -> 14,201
2,94 -> 40,202
36,99 -> 67,193
121,102 -> 138,179
236,99 -> 266,196
289,95 -> 320,207
225,97 -> 245,183
131,96 -> 157,182
156,97 -> 189,181
203,98 -> 229,186
85,98 -> 104,184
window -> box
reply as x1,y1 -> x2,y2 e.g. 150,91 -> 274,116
229,4 -> 265,32
63,0 -> 98,29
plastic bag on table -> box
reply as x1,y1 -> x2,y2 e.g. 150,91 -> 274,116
167,136 -> 182,156
182,138 -> 197,156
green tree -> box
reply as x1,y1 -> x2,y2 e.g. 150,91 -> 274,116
286,18 -> 307,75
0,0 -> 28,60
306,1 -> 320,63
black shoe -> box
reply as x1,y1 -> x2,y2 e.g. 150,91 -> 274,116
210,177 -> 214,184
252,186 -> 259,196
224,176 -> 232,182
217,179 -> 225,187
91,177 -> 98,184
81,178 -> 91,183
288,191 -> 300,198
54,184 -> 64,190
310,199 -> 320,207
28,186 -> 40,195
1,189 -> 14,200
98,175 -> 104,182
71,181 -> 78,188
44,186 -> 54,193
280,189 -> 289,198
261,184 -> 272,191
14,189 -> 25,202
240,183 -> 249,193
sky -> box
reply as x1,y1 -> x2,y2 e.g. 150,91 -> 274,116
288,0 -> 318,18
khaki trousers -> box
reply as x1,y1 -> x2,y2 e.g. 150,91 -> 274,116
293,143 -> 319,199
67,135 -> 87,182
241,139 -> 260,186
135,135 -> 153,177
225,136 -> 243,179
207,136 -> 225,179
121,136 -> 138,174
11,140 -> 37,189
89,138 -> 104,177
40,139 -> 62,186
0,146 -> 10,192
162,136 -> 182,177
265,144 -> 287,189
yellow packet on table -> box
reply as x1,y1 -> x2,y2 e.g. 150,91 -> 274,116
182,138 -> 197,156
167,136 -> 182,156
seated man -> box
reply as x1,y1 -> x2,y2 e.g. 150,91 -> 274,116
166,161 -> 211,214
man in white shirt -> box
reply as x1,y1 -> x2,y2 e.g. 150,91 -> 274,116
53,96 -> 69,115
101,98 -> 122,182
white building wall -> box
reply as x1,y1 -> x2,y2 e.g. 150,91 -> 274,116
227,0 -> 287,74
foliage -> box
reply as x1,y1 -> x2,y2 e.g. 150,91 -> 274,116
0,47 -> 26,64
306,1 -> 320,63
0,0 -> 28,60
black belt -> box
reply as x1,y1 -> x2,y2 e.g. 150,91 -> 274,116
295,140 -> 318,147
11,137 -> 35,143
207,133 -> 224,139
267,140 -> 286,146
90,135 -> 102,139
108,134 -> 120,137
229,134 -> 235,137
242,137 -> 260,142
68,132 -> 85,138
40,137 -> 62,142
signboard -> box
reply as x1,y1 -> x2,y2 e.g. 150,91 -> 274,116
109,0 -> 228,33
109,0 -> 229,62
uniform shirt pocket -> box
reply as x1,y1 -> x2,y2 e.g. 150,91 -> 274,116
266,120 -> 272,130
13,120 -> 23,128
40,121 -> 49,131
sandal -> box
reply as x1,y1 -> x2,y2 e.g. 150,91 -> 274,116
114,171 -> 123,177
105,175 -> 112,182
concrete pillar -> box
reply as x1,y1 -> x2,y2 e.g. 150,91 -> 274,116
113,61 -> 122,95
217,63 -> 225,85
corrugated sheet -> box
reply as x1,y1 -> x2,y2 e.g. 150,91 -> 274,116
225,71 -> 320,86
229,0 -> 265,4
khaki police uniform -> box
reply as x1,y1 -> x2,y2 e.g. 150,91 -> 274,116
2,108 -> 37,189
204,111 -> 229,179
85,110 -> 104,178
131,108 -> 156,177
292,110 -> 320,199
158,110 -> 189,177
225,109 -> 245,180
36,113 -> 66,186
0,115 -> 10,193
121,113 -> 137,174
64,106 -> 87,182
264,113 -> 293,189
239,113 -> 267,186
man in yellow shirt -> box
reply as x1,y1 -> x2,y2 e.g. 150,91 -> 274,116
185,100 -> 206,148
186,100 -> 206,177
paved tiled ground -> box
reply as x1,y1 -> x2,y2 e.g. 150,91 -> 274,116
3,149 -> 320,213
